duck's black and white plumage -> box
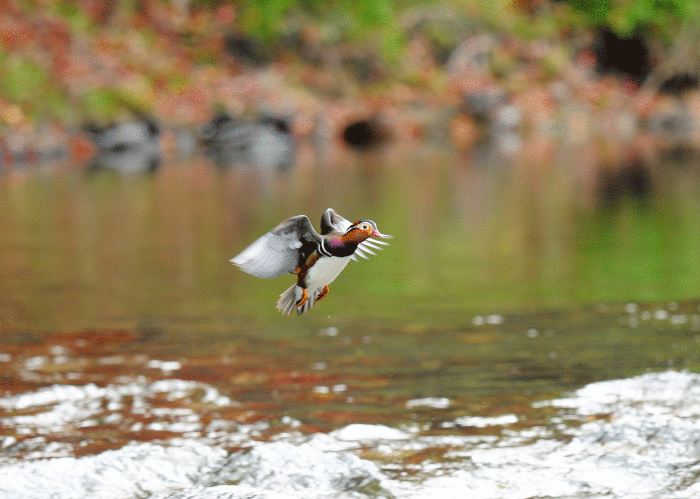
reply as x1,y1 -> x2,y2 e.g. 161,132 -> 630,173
231,208 -> 391,315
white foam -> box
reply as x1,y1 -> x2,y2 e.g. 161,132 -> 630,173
0,380 -> 234,434
0,442 -> 227,499
331,424 -> 411,441
213,441 -> 384,497
406,397 -> 451,409
453,414 -> 518,427
150,485 -> 295,498
1,371 -> 700,498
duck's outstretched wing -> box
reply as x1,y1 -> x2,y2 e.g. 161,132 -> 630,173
320,208 -> 390,262
231,215 -> 321,278
320,207 -> 352,234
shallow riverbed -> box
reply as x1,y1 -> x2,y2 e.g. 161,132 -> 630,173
1,365 -> 700,498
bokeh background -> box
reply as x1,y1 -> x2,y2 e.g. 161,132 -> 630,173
2,1 -> 700,493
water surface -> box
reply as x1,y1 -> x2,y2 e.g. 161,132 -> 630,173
1,140 -> 700,428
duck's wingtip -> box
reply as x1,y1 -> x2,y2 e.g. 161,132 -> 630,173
230,255 -> 249,267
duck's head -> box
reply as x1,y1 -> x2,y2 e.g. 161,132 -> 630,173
342,219 -> 392,244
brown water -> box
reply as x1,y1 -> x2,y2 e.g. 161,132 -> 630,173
1,140 -> 700,431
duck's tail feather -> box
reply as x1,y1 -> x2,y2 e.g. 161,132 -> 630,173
276,284 -> 298,315
276,285 -> 320,315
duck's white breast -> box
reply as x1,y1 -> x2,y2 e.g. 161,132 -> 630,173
305,255 -> 352,291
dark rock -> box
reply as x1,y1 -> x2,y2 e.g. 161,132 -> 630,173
341,120 -> 388,150
659,73 -> 700,96
592,27 -> 651,85
224,35 -> 272,67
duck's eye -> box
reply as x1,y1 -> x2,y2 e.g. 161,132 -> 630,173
360,223 -> 370,230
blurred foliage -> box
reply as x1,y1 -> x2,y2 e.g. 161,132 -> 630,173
234,0 -> 405,61
0,0 -> 698,126
0,49 -> 72,122
190,0 -> 405,42
571,0 -> 697,37
51,1 -> 94,33
80,89 -> 121,121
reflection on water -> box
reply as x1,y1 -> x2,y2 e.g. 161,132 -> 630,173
1,138 -> 700,424
84,119 -> 163,175
199,113 -> 296,172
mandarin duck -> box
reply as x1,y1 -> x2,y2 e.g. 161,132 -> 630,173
231,208 -> 392,315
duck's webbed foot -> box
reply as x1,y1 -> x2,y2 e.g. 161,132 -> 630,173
295,288 -> 309,307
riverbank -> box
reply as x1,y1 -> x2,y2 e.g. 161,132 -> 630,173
1,2 -> 699,166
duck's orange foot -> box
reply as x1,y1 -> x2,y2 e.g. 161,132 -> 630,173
316,285 -> 330,302
295,288 -> 309,307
